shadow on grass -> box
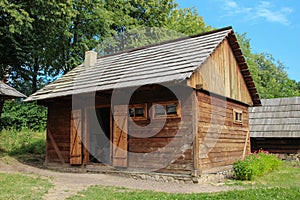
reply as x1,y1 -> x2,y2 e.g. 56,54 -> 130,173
0,129 -> 47,167
0,139 -> 46,168
10,139 -> 46,168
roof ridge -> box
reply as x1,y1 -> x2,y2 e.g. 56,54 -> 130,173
97,26 -> 233,59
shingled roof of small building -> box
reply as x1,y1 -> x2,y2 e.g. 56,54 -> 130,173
25,26 -> 260,105
249,97 -> 300,138
0,81 -> 27,99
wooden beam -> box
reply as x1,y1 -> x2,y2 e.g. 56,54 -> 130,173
192,91 -> 200,176
48,128 -> 65,164
242,130 -> 250,160
83,108 -> 90,164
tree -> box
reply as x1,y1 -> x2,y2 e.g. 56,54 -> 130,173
166,7 -> 212,35
0,0 -> 33,81
237,33 -> 299,99
2,0 -> 212,96
1,0 -> 73,95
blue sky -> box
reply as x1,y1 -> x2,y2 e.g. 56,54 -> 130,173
176,0 -> 300,81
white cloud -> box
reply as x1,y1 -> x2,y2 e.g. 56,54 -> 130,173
224,0 -> 238,9
220,0 -> 293,26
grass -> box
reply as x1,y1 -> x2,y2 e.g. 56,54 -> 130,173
0,173 -> 52,200
69,162 -> 300,200
0,128 -> 46,166
68,186 -> 299,200
254,161 -> 300,187
0,129 -> 52,199
0,128 -> 46,155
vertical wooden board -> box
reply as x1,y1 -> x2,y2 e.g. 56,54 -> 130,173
70,109 -> 82,165
83,109 -> 89,164
193,91 -> 200,171
112,105 -> 128,167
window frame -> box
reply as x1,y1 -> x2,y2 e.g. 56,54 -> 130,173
233,109 -> 243,124
152,101 -> 181,119
128,103 -> 148,120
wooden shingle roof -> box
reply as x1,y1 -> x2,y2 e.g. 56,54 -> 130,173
26,27 -> 260,105
0,81 -> 26,99
249,97 -> 300,138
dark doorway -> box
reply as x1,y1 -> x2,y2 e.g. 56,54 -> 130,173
88,107 -> 111,164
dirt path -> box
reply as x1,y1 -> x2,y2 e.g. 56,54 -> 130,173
0,159 -> 240,200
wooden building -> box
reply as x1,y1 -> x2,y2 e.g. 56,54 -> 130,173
26,27 -> 261,176
250,97 -> 300,154
0,81 -> 26,115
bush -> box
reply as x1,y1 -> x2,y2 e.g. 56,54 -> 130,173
0,100 -> 47,131
233,150 -> 282,180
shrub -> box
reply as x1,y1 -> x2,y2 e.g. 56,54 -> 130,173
233,150 -> 282,180
0,100 -> 47,131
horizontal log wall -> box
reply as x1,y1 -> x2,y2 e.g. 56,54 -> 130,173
197,91 -> 250,173
251,138 -> 300,154
46,100 -> 72,163
127,85 -> 195,174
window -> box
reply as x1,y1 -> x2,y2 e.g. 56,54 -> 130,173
153,101 -> 180,118
129,104 -> 147,120
233,109 -> 243,124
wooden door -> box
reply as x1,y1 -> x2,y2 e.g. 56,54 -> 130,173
70,109 -> 82,165
112,105 -> 128,167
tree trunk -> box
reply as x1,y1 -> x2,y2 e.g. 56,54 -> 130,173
0,99 -> 4,117
2,66 -> 9,84
32,57 -> 39,94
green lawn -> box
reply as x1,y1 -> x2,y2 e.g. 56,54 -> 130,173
68,186 -> 299,200
0,173 -> 53,200
69,162 -> 300,200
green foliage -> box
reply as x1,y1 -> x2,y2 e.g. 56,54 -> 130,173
0,128 -> 46,155
1,0 -> 211,96
0,173 -> 52,200
166,7 -> 212,35
0,101 -> 47,131
237,33 -> 300,99
233,151 -> 282,181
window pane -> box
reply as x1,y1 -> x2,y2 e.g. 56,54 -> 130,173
166,104 -> 177,115
129,108 -> 135,117
239,113 -> 242,121
135,107 -> 144,117
235,112 -> 239,121
155,105 -> 165,115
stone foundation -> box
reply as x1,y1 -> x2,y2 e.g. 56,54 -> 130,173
45,163 -> 233,184
274,153 -> 300,162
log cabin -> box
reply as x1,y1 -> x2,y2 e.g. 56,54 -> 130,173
26,27 -> 261,177
250,97 -> 300,155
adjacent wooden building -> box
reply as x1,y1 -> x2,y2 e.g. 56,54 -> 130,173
0,81 -> 26,115
250,97 -> 300,154
26,27 -> 261,176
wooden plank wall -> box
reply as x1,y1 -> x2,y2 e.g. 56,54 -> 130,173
251,138 -> 300,154
197,91 -> 250,173
46,100 -> 72,163
127,85 -> 195,174
188,39 -> 253,106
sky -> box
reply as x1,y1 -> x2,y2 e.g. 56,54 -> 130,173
176,0 -> 300,81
